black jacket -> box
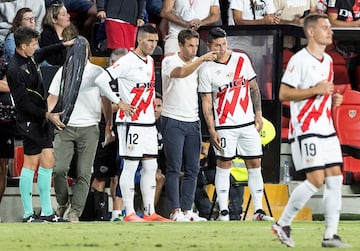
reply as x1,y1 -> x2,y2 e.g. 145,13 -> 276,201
6,43 -> 64,123
96,0 -> 146,25
39,26 -> 67,66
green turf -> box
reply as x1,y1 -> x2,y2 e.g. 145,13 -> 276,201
0,221 -> 358,251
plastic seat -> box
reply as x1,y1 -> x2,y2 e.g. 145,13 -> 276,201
12,145 -> 24,177
332,90 -> 360,184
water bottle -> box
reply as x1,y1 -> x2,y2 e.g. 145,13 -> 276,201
283,160 -> 291,184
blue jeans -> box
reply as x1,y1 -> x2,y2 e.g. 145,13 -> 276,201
161,116 -> 201,211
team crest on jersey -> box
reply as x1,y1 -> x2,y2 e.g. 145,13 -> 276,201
305,157 -> 314,165
349,109 -> 357,119
128,144 -> 135,152
226,71 -> 234,80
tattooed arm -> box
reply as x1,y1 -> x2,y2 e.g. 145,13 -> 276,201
201,93 -> 222,151
249,78 -> 263,132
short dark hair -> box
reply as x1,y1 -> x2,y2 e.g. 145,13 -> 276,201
137,24 -> 158,38
14,26 -> 39,48
207,27 -> 227,43
303,13 -> 329,36
155,91 -> 162,100
178,29 -> 199,45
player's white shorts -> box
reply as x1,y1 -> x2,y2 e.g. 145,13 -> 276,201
215,124 -> 262,160
117,124 -> 158,159
291,134 -> 343,173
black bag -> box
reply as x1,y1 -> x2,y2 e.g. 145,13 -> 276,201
55,36 -> 87,125
80,190 -> 109,221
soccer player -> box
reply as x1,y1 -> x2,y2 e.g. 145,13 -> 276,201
271,13 -> 351,248
95,24 -> 170,222
85,48 -> 129,222
198,27 -> 274,221
161,29 -> 217,222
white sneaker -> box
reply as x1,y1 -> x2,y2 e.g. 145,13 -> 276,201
217,210 -> 230,221
321,235 -> 351,248
271,222 -> 295,247
170,210 -> 189,222
183,211 -> 207,222
253,209 -> 274,221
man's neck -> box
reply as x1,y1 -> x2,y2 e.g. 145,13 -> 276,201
15,49 -> 27,58
134,48 -> 147,59
216,50 -> 231,63
306,43 -> 326,60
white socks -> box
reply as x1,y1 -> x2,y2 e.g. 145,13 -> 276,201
215,167 -> 231,211
278,180 -> 318,226
119,159 -> 139,216
140,159 -> 157,216
247,167 -> 264,211
323,175 -> 343,239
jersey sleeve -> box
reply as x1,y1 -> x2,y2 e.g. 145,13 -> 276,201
94,66 -> 120,104
161,55 -> 178,78
243,55 -> 257,80
198,64 -> 212,93
230,0 -> 244,11
281,56 -> 301,88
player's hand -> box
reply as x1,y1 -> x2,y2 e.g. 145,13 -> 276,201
315,80 -> 334,95
103,129 -> 115,147
209,129 -> 222,151
332,92 -> 343,107
255,113 -> 263,132
46,111 -> 65,130
117,101 -> 136,117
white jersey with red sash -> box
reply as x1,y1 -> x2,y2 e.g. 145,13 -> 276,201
198,51 -> 256,129
282,48 -> 335,139
106,51 -> 156,125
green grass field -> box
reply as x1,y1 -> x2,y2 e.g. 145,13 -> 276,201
0,221 -> 358,250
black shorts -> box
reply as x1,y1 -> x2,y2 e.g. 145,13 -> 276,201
17,120 -> 53,155
92,123 -> 119,178
0,122 -> 15,158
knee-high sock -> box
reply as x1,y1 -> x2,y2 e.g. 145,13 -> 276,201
140,159 -> 157,216
278,180 -> 318,226
20,168 -> 35,218
119,159 -> 139,216
247,167 -> 264,211
37,167 -> 53,216
324,175 -> 343,239
215,167 -> 231,211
